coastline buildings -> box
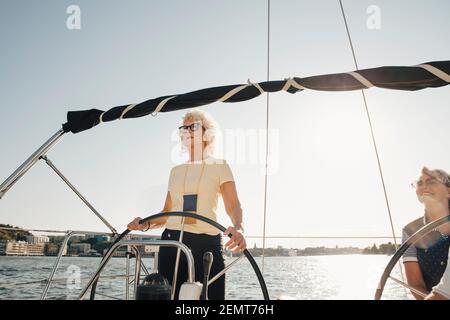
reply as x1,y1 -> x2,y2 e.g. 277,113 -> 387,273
70,243 -> 91,255
0,229 -> 394,257
0,240 -> 44,256
44,242 -> 67,256
110,234 -> 161,257
25,235 -> 49,244
0,235 -> 50,256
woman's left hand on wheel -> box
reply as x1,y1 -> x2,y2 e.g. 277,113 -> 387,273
223,226 -> 247,253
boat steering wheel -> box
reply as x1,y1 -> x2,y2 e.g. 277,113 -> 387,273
89,211 -> 270,300
375,215 -> 450,299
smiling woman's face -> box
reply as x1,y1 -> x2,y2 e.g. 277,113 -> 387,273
415,173 -> 450,203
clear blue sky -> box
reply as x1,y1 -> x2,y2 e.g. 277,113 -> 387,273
1,0 -> 449,249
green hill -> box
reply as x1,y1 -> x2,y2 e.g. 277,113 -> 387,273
0,224 -> 32,241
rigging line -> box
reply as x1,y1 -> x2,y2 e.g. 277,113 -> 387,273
261,0 -> 271,275
338,0 -> 406,283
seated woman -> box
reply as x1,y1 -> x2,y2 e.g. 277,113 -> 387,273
402,166 -> 450,299
127,109 -> 246,300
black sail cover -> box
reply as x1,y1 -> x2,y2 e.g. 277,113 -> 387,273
62,60 -> 450,134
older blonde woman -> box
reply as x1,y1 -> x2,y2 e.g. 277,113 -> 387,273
127,109 -> 246,300
403,167 -> 450,299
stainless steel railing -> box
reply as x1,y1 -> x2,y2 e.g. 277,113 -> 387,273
78,239 -> 196,300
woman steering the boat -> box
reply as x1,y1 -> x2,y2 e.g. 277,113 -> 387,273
402,166 -> 450,299
127,109 -> 246,300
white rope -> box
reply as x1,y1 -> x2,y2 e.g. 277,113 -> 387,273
247,79 -> 265,95
152,96 -> 176,116
218,84 -> 249,102
348,71 -> 374,88
282,77 -> 306,91
98,112 -> 106,124
417,64 -> 450,83
218,79 -> 266,104
119,104 -> 137,120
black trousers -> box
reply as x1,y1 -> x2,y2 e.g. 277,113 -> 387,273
158,228 -> 226,300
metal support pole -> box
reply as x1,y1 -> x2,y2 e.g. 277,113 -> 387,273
154,252 -> 159,273
126,246 -> 131,300
40,155 -> 118,235
0,129 -> 65,199
40,231 -> 73,300
141,259 -> 150,276
40,230 -> 114,300
132,246 -> 142,298
171,217 -> 186,300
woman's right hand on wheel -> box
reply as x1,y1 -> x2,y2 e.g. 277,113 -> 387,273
127,217 -> 148,231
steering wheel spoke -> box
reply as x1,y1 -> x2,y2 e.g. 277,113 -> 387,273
208,255 -> 245,286
388,275 -> 427,298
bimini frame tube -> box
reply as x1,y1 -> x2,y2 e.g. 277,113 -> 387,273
40,155 -> 118,234
0,128 -> 65,199
0,129 -> 118,234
